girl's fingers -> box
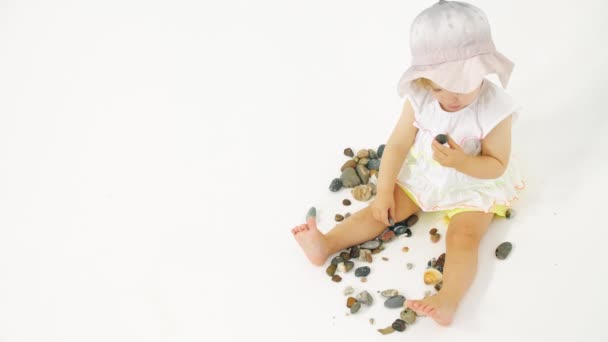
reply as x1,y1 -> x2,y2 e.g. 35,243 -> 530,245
432,140 -> 449,156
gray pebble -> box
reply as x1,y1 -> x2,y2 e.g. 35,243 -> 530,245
360,240 -> 381,250
400,308 -> 417,324
384,295 -> 405,308
367,158 -> 381,170
356,290 -> 374,305
340,168 -> 361,188
495,241 -> 513,260
381,289 -> 399,298
354,266 -> 370,277
329,178 -> 343,192
350,302 -> 361,314
377,144 -> 385,158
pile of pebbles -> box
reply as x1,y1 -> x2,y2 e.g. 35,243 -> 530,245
329,145 -> 385,202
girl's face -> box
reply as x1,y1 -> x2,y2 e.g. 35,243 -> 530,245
428,80 -> 483,112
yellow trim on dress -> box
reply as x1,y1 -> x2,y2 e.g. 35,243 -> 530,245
396,183 -> 508,220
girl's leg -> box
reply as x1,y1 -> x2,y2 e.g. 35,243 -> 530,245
405,211 -> 494,326
292,183 -> 420,266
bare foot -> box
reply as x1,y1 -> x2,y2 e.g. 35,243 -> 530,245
405,294 -> 457,326
291,216 -> 329,266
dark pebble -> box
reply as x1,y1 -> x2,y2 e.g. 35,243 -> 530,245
404,228 -> 412,237
340,251 -> 351,261
405,214 -> 419,227
350,302 -> 362,314
367,158 -> 381,171
393,225 -> 408,236
326,264 -> 337,277
355,266 -> 370,277
496,241 -> 513,260
343,199 -> 351,206
435,134 -> 448,144
392,319 -> 406,332
344,147 -> 354,157
349,246 -> 360,259
344,260 -> 354,272
329,178 -> 343,192
377,144 -> 385,158
331,275 -> 342,282
335,214 -> 344,222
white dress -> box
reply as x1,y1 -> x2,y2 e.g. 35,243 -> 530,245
395,78 -> 525,212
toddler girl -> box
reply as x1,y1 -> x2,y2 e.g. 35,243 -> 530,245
291,0 -> 524,326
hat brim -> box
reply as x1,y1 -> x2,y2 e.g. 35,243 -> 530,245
397,50 -> 514,97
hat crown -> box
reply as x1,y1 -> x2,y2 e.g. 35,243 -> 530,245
410,1 -> 495,65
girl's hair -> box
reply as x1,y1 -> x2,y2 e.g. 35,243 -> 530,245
413,77 -> 434,89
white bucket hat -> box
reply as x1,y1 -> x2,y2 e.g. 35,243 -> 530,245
397,0 -> 514,97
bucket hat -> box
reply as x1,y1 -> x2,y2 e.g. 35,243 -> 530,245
397,0 -> 514,97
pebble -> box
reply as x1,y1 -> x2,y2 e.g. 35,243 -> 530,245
355,266 -> 370,277
423,268 -> 443,285
340,160 -> 358,172
381,289 -> 399,298
382,257 -> 389,261
367,158 -> 381,170
380,230 -> 396,242
434,282 -> 443,291
340,168 -> 361,188
349,246 -> 360,259
337,262 -> 347,273
435,253 -> 446,270
355,165 -> 370,184
505,208 -> 515,219
331,256 -> 344,266
326,264 -> 337,277
369,318 -> 375,325
340,251 -> 351,261
371,246 -> 384,254
332,275 -> 342,282
400,308 -> 417,324
346,297 -> 357,308
405,214 -> 419,227
403,228 -> 412,237
377,326 -> 395,335
430,228 -> 438,235
431,233 -> 441,243
428,258 -> 437,268
356,290 -> 374,305
361,277 -> 367,283
359,249 -> 373,263
496,241 -> 513,260
335,214 -> 344,222
344,260 -> 354,272
329,178 -> 343,192
392,319 -> 406,332
356,149 -> 370,159
368,149 -> 378,159
357,157 -> 369,166
343,286 -> 354,296
369,182 -> 377,195
393,225 -> 409,236
345,212 -> 351,218
342,199 -> 351,206
360,240 -> 381,250
305,207 -> 316,221
402,246 -> 409,253
406,263 -> 414,270
346,297 -> 357,309
377,144 -> 385,158
353,157 -> 359,163
384,295 -> 406,308
350,302 -> 361,314
352,184 -> 373,201
344,147 -> 354,157
435,134 -> 448,144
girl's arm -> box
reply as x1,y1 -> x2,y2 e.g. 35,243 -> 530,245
454,115 -> 512,179
377,100 -> 419,195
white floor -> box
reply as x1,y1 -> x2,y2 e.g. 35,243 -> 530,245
1,1 -> 607,341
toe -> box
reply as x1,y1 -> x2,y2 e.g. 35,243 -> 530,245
306,216 -> 318,229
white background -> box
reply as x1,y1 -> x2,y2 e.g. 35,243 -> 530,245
1,0 -> 607,341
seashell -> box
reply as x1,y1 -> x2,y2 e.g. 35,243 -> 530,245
423,268 -> 443,285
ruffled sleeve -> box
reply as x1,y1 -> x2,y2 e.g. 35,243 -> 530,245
401,81 -> 431,124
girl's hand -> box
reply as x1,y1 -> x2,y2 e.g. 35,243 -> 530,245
370,192 -> 396,227
431,136 -> 468,169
